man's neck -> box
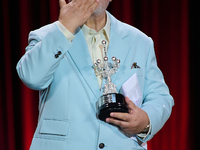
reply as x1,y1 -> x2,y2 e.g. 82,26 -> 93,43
85,12 -> 107,32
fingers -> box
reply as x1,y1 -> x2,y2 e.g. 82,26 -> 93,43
58,0 -> 100,33
88,0 -> 99,13
106,116 -> 129,129
125,97 -> 136,112
105,98 -> 136,126
105,98 -> 136,123
59,0 -> 67,9
105,112 -> 130,128
110,112 -> 130,121
77,0 -> 99,12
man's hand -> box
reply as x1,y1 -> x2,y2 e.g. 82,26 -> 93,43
59,0 -> 99,33
105,97 -> 150,135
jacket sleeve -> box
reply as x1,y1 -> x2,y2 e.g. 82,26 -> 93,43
138,38 -> 174,142
16,23 -> 72,90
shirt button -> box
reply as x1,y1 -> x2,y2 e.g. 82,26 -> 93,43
99,143 -> 105,149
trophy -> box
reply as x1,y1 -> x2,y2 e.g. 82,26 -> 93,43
93,41 -> 129,121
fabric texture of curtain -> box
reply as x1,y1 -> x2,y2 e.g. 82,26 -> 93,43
0,0 -> 195,150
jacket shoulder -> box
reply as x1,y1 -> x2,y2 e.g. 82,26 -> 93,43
109,12 -> 151,43
28,22 -> 58,42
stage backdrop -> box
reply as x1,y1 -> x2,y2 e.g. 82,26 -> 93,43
0,0 -> 193,150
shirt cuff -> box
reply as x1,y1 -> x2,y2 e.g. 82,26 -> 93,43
56,21 -> 75,42
137,121 -> 152,140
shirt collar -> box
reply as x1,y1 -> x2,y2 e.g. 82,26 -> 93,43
82,12 -> 111,40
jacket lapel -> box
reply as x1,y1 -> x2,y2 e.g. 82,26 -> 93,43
67,29 -> 100,99
107,13 -> 131,88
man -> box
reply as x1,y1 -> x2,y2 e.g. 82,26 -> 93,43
16,0 -> 174,149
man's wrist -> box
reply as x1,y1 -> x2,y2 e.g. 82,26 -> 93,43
140,123 -> 150,134
56,21 -> 75,42
137,121 -> 151,140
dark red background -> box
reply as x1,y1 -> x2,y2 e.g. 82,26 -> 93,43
0,0 -> 199,150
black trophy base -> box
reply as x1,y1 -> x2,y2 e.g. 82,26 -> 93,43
97,93 -> 129,121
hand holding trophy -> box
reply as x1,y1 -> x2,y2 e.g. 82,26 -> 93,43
93,41 -> 128,121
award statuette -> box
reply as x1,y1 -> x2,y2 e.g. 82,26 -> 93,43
92,41 -> 129,121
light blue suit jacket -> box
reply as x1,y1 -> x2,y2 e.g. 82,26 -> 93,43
16,12 -> 174,150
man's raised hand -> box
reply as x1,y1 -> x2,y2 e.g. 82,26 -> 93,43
59,0 -> 99,33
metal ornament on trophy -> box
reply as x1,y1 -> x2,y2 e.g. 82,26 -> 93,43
92,40 -> 129,121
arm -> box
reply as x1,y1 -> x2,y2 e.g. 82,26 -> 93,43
106,38 -> 174,141
16,24 -> 72,90
139,38 -> 174,141
16,0 -> 99,90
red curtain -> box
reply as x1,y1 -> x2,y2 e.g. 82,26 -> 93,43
0,0 -> 193,150
109,1 -> 190,150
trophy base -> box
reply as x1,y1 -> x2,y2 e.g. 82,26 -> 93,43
97,93 -> 129,121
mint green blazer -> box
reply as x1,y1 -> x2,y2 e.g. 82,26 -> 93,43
16,12 -> 174,150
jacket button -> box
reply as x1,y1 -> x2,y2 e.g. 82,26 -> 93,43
55,54 -> 59,58
57,51 -> 62,55
99,143 -> 105,149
